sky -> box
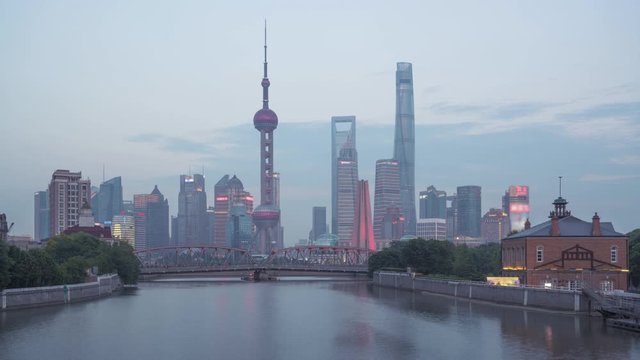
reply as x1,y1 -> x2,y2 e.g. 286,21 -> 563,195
0,1 -> 639,243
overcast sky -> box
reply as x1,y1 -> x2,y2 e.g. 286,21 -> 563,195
1,1 -> 639,243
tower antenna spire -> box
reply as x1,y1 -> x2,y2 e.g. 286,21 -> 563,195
261,19 -> 270,109
559,176 -> 563,197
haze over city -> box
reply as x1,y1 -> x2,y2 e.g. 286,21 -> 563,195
1,1 -> 638,243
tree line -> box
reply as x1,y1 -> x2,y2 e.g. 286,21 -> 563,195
0,232 -> 139,291
629,228 -> 640,288
368,238 -> 502,281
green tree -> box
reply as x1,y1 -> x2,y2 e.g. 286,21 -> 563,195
45,233 -> 105,264
629,228 -> 640,287
108,242 -> 140,284
0,238 -> 9,290
60,256 -> 89,284
368,247 -> 404,276
453,245 -> 476,279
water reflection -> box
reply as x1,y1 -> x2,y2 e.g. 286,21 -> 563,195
332,284 -> 640,360
1,280 -> 639,360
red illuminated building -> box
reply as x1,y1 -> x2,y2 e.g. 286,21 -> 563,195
351,180 -> 376,251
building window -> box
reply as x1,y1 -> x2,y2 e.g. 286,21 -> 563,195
536,246 -> 543,263
611,246 -> 618,263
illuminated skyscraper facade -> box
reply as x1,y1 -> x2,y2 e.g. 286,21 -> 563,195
393,62 -> 416,235
112,215 -> 135,246
502,185 -> 530,232
373,159 -> 400,241
351,180 -> 375,251
331,116 -> 357,236
176,174 -> 208,245
336,146 -> 359,246
213,175 -> 254,247
252,26 -> 280,254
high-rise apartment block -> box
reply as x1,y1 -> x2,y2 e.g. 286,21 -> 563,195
133,185 -> 170,251
393,62 -> 416,235
34,190 -> 49,241
456,185 -> 482,238
331,116 -> 357,237
481,208 -> 510,242
48,170 -> 91,236
373,159 -> 400,242
92,176 -> 123,225
502,185 -> 530,232
351,180 -> 375,250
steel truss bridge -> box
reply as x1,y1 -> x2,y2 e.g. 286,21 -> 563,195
135,245 -> 371,276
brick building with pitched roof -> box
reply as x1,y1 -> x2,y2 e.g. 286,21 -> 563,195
501,195 -> 628,291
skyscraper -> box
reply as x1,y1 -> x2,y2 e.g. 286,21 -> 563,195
456,185 -> 482,238
446,194 -> 457,240
331,115 -> 356,235
112,215 -> 135,246
48,169 -> 91,236
176,174 -> 208,245
133,185 -> 170,251
373,159 -> 400,241
252,26 -> 280,254
393,62 -> 416,235
226,204 -> 253,249
311,206 -> 327,242
481,208 -> 510,242
419,185 -> 447,219
336,146 -> 359,246
502,185 -> 530,232
34,190 -> 49,241
351,180 -> 375,251
92,176 -> 123,225
213,175 -> 254,247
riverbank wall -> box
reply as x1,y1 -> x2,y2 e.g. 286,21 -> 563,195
1,274 -> 122,311
373,272 -> 590,312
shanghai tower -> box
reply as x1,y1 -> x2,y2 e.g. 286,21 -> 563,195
252,25 -> 280,253
393,62 -> 416,235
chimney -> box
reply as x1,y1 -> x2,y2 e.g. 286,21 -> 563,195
524,218 -> 531,230
592,212 -> 601,236
551,215 -> 560,236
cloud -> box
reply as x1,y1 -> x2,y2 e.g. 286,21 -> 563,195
558,102 -> 640,121
127,132 -> 238,154
555,102 -> 640,143
579,174 -> 640,182
610,155 -> 640,166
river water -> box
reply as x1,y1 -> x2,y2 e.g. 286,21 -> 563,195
1,278 -> 639,360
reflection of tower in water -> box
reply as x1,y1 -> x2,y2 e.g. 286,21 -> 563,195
252,24 -> 280,254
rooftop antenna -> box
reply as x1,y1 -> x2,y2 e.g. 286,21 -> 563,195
102,163 -> 105,183
559,176 -> 563,198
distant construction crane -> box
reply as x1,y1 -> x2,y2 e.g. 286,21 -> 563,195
0,213 -> 14,242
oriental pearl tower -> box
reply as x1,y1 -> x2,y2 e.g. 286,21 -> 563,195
252,24 -> 280,254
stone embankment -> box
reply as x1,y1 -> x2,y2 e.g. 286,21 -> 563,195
1,274 -> 122,311
374,271 -> 590,312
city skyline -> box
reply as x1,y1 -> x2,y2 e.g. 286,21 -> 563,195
1,1 -> 639,242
